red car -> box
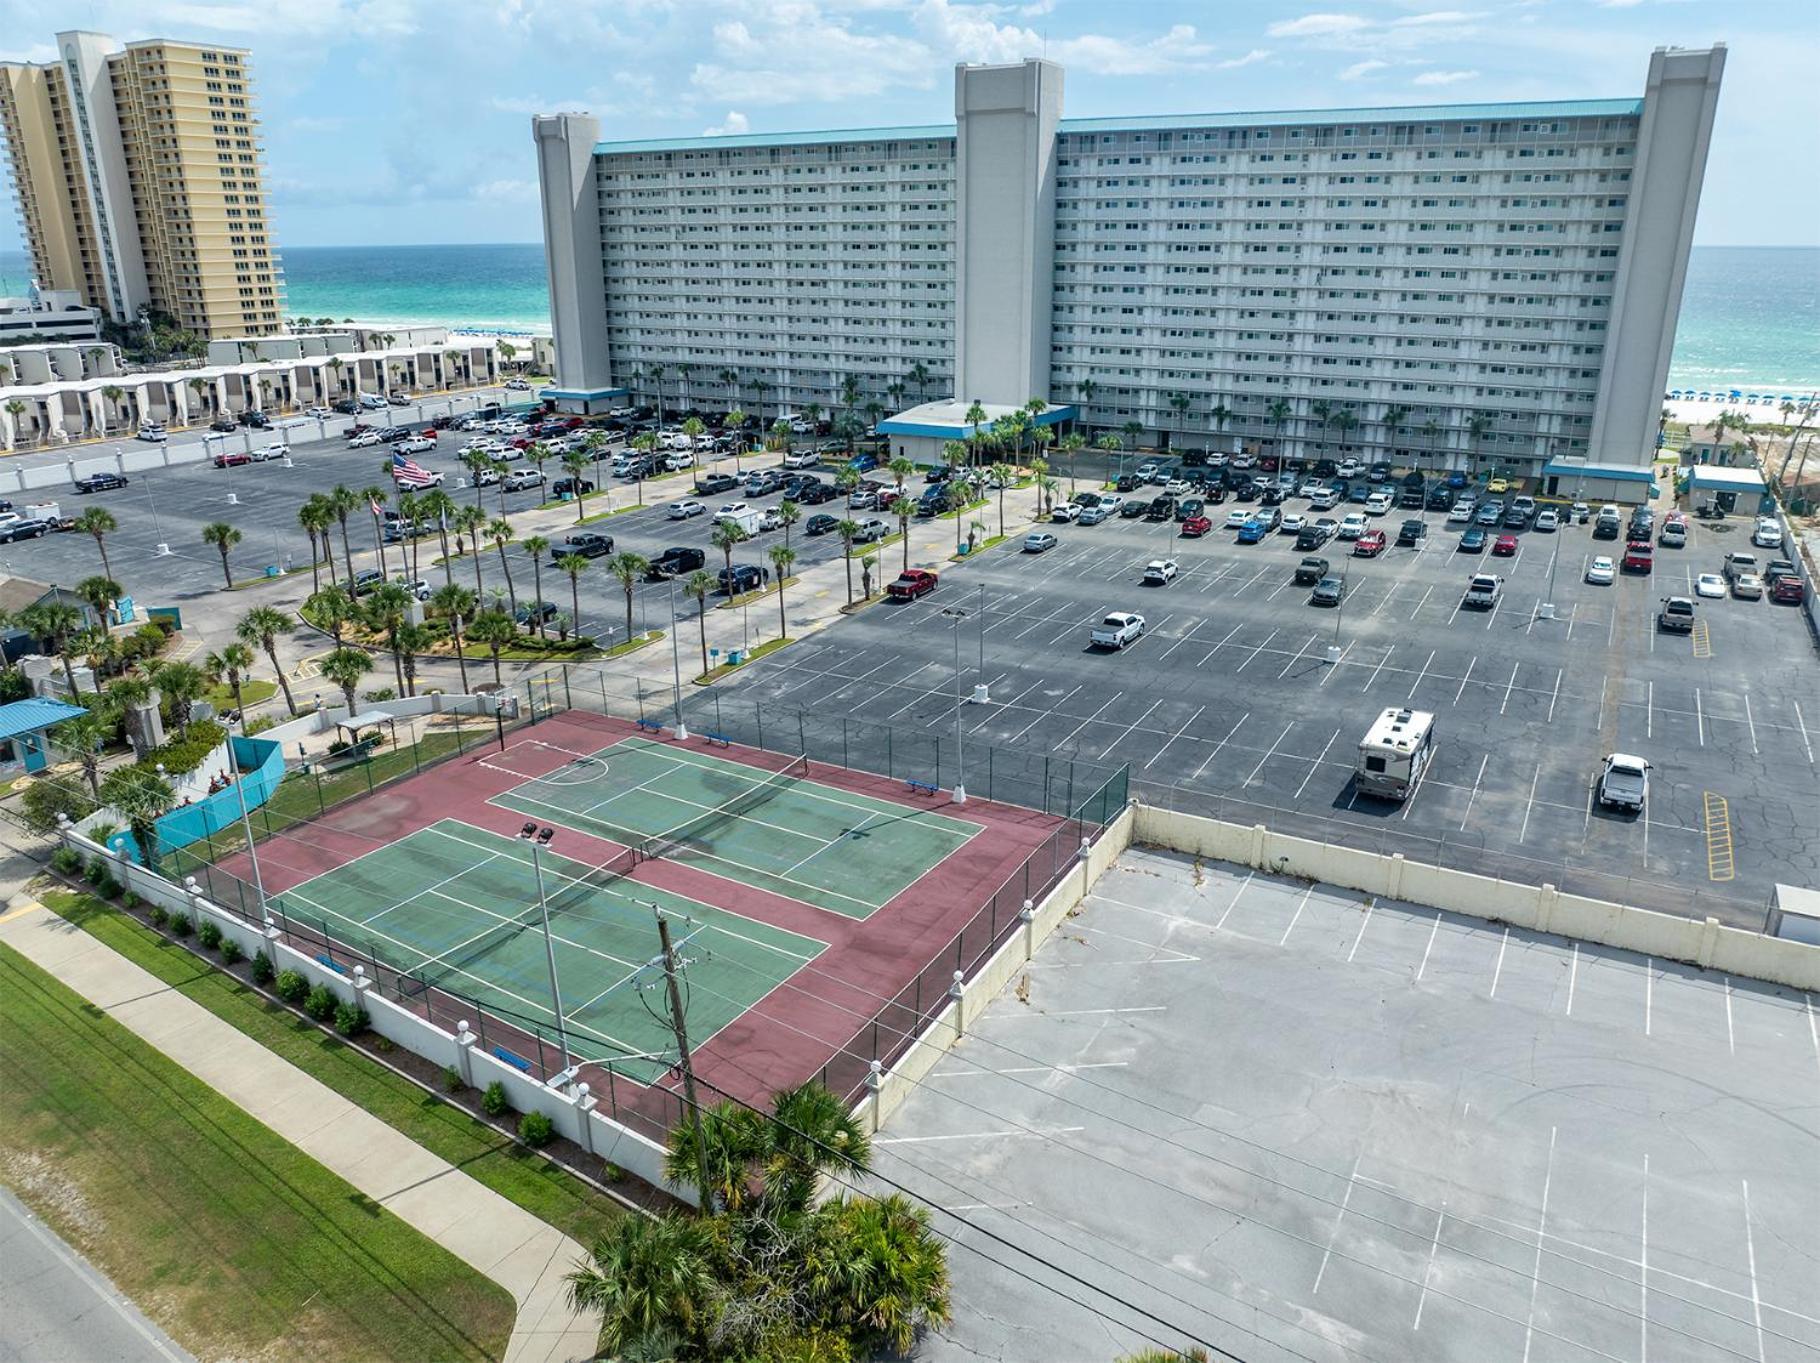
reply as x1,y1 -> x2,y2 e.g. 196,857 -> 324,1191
1352,530 -> 1387,557
887,568 -> 939,601
1180,514 -> 1212,537
1770,574 -> 1805,604
1491,534 -> 1519,557
213,451 -> 251,467
1622,540 -> 1653,572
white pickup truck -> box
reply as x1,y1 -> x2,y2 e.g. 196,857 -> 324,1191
1462,573 -> 1503,609
1090,611 -> 1147,650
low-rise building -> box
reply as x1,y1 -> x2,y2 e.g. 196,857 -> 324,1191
0,288 -> 102,344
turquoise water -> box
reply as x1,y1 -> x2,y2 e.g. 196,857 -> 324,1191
3,243 -> 1815,390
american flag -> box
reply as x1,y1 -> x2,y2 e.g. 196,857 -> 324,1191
368,494 -> 384,516
392,451 -> 434,487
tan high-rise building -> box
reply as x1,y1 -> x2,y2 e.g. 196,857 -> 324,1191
0,30 -> 285,339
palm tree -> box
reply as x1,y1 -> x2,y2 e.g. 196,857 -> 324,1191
908,361 -> 932,404
561,450 -> 592,522
468,610 -> 515,686
432,583 -> 477,693
394,621 -> 435,696
889,495 -> 915,573
556,553 -> 590,640
682,569 -> 714,675
522,535 -> 551,638
1058,431 -> 1086,496
769,417 -> 793,457
718,368 -> 740,410
20,600 -> 84,693
420,487 -> 459,586
357,484 -> 391,578
1209,401 -> 1234,452
767,544 -> 796,637
4,399 -> 27,446
984,461 -> 1014,536
679,416 -> 706,471
311,583 -> 356,647
205,642 -> 256,721
326,354 -> 345,403
802,401 -> 823,437
1467,412 -> 1493,469
187,376 -> 209,422
1309,398 -> 1332,445
836,519 -> 860,604
201,521 -> 242,589
1029,456 -> 1050,517
564,1215 -> 716,1358
583,429 -> 611,489
709,521 -> 747,595
455,504 -> 487,596
73,573 -> 121,625
53,710 -> 107,801
1421,416 -> 1442,468
1121,419 -> 1143,456
1332,409 -> 1360,450
1381,404 -> 1411,461
238,606 -> 296,715
676,361 -> 694,409
99,383 -> 126,434
964,400 -> 989,458
647,362 -> 667,426
298,496 -> 334,590
1266,397 -> 1293,456
1168,392 -> 1191,446
75,506 -> 118,580
99,765 -> 175,868
775,497 -> 802,553
364,582 -> 413,692
463,450 -> 495,508
887,455 -> 915,499
629,432 -> 659,504
606,551 -> 649,646
488,518 -> 518,614
320,646 -> 372,714
149,659 -> 207,736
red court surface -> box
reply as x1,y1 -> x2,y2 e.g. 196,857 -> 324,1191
217,709 -> 1077,1139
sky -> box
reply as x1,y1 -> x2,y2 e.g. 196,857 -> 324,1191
0,0 -> 1812,251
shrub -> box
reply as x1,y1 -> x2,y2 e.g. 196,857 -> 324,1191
50,846 -> 84,876
196,919 -> 222,950
251,952 -> 275,986
120,891 -> 138,910
441,1065 -> 464,1094
149,906 -> 169,929
274,969 -> 309,1004
602,1161 -> 625,1183
93,874 -> 120,900
333,1001 -> 369,1036
482,1081 -> 508,1117
220,938 -> 245,966
168,914 -> 194,939
83,857 -> 109,885
518,1111 -> 554,1148
139,720 -> 227,778
23,783 -> 97,834
303,984 -> 338,1022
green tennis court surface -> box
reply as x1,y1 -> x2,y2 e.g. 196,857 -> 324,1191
488,737 -> 978,919
268,818 -> 824,1080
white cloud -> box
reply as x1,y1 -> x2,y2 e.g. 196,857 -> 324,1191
287,115 -> 347,132
1392,9 -> 1479,25
704,111 -> 751,136
1412,68 -> 1479,86
470,179 -> 539,203
1266,13 -> 1371,38
1340,58 -> 1390,79
490,93 -> 592,115
1217,48 -> 1272,70
0,43 -> 57,64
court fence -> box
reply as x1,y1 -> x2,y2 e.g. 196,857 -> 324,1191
119,663 -> 1130,1150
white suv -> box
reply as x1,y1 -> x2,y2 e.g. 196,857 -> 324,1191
504,468 -> 544,492
1752,516 -> 1783,549
1336,512 -> 1368,540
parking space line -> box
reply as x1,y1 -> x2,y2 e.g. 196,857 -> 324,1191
1049,692 -> 1125,753
1640,1153 -> 1649,1363
1361,644 -> 1395,693
1647,681 -> 1654,739
1346,899 -> 1375,961
1742,1180 -> 1766,1363
1519,765 -> 1542,843
1458,753 -> 1489,830
1490,925 -> 1510,998
1156,619 -> 1203,660
1190,711 -> 1249,780
1454,656 -> 1476,704
1197,622 -> 1246,666
1646,957 -> 1654,1035
1413,1202 -> 1447,1330
1143,704 -> 1206,770
1484,591 -> 1503,631
1279,886 -> 1313,946
1243,722 -> 1295,786
1417,912 -> 1442,980
1547,668 -> 1563,724
1566,944 -> 1580,1016
1499,662 -> 1521,716
1724,974 -> 1736,1055
1093,698 -> 1163,760
1520,1127 -> 1558,1363
1565,601 -> 1581,641
1369,582 -> 1400,618
1743,692 -> 1758,754
1407,583 -> 1435,620
1311,1152 -> 1363,1294
1295,729 -> 1342,799
1695,687 -> 1705,746
1407,649 -> 1436,699
1691,618 -> 1712,657
1317,640 -> 1354,686
1703,792 -> 1735,882
1007,684 -> 1079,743
1276,631 -> 1321,679
1795,700 -> 1815,765
1235,628 -> 1280,674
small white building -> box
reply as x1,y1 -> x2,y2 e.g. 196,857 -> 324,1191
1685,465 -> 1770,516
1539,459 -> 1659,507
0,288 -> 103,345
877,399 -> 1076,468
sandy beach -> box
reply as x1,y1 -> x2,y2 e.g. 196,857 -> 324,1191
1663,390 -> 1818,428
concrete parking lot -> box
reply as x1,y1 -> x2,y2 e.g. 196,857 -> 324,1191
726,489 -> 1818,927
871,846 -> 1820,1363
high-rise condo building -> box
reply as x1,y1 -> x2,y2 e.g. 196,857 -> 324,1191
0,30 -> 285,339
535,45 -> 1723,472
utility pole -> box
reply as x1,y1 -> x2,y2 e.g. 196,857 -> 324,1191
656,911 -> 713,1210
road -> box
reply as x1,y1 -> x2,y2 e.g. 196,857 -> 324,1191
0,1185 -> 196,1363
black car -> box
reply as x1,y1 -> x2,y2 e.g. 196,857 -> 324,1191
1231,481 -> 1258,503
1119,498 -> 1149,519
1115,474 -> 1141,493
1397,519 -> 1427,546
696,472 -> 739,495
718,563 -> 764,595
647,546 -> 706,579
1313,459 -> 1338,478
210,417 -> 237,432
1259,486 -> 1285,508
74,471 -> 129,493
1367,462 -> 1393,483
1426,486 -> 1455,511
552,531 -> 613,559
332,399 -> 359,415
1174,497 -> 1205,523
798,483 -> 839,505
1311,576 -> 1346,606
805,514 -> 840,536
0,518 -> 50,542
240,410 -> 270,428
379,426 -> 412,442
514,600 -> 559,625
551,477 -> 595,497
1144,496 -> 1175,521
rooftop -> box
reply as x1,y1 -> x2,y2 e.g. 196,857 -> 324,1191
0,697 -> 86,744
878,399 -> 1075,441
594,96 -> 1643,156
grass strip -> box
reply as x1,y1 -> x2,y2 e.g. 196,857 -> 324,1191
693,635 -> 794,683
0,936 -> 515,1363
38,890 -> 628,1250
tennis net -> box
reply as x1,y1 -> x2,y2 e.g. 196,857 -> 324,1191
538,843 -> 642,921
642,754 -> 810,862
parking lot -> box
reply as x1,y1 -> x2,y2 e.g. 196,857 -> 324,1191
726,483 -> 1818,926
872,846 -> 1820,1363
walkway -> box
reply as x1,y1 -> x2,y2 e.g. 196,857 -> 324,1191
0,900 -> 600,1363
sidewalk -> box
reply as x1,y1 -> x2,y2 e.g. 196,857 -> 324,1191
0,899 -> 600,1363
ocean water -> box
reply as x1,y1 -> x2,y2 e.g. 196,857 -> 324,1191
4,242 -> 1815,390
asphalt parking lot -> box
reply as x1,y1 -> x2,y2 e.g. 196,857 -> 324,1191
726,489 -> 1818,926
871,846 -> 1820,1363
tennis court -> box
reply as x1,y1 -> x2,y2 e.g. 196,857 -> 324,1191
486,736 -> 979,919
266,817 -> 826,1081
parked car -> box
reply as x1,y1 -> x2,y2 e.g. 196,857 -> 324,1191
1311,576 -> 1345,606
1336,512 -> 1368,541
1534,509 -> 1560,532
551,476 -> 595,498
1236,518 -> 1270,545
1657,596 -> 1696,632
513,599 -> 558,625
1353,530 -> 1387,557
1294,556 -> 1329,586
647,546 -> 706,579
1586,556 -> 1616,585
804,514 -> 840,536
1180,514 -> 1212,537
74,472 -> 129,493
1596,753 -> 1650,814
718,564 -> 765,595
887,568 -> 939,601
552,531 -> 614,559
1397,519 -> 1426,546
213,451 -> 252,468
1024,531 -> 1059,553
696,472 -> 740,495
1491,534 -> 1519,557
852,518 -> 891,543
504,468 -> 545,492
668,500 -> 706,520
209,417 -> 238,433
1753,516 -> 1784,549
1142,558 -> 1179,585
1089,612 -> 1147,649
1458,527 -> 1488,553
1732,571 -> 1764,600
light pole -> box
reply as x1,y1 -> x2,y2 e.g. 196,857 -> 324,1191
667,577 -> 689,739
942,606 -> 968,802
972,581 -> 988,704
1325,567 -> 1348,664
518,823 -> 572,1073
225,733 -> 270,920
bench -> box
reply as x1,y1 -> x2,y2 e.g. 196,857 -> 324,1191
634,717 -> 664,735
904,778 -> 940,797
491,1047 -> 532,1073
316,954 -> 347,975
701,731 -> 733,748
